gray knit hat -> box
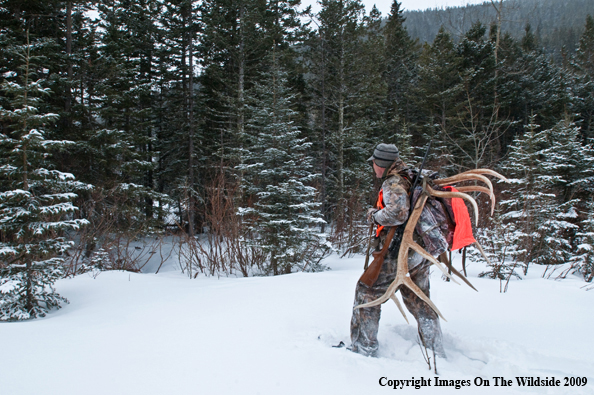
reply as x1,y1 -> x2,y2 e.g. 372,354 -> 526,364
368,143 -> 399,168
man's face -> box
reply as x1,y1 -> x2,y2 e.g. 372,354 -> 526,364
373,161 -> 385,178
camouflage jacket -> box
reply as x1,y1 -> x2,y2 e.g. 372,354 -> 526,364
372,173 -> 410,226
371,160 -> 449,259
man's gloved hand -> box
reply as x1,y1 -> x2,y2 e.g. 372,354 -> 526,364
366,208 -> 379,225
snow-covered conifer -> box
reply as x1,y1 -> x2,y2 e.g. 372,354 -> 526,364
573,200 -> 594,282
469,208 -> 521,292
573,15 -> 594,139
536,119 -> 593,266
415,27 -> 461,172
0,32 -> 89,320
499,115 -> 553,272
542,119 -> 594,201
500,116 -> 592,272
237,53 -> 329,275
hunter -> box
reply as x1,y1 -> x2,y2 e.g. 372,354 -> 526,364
350,143 -> 446,358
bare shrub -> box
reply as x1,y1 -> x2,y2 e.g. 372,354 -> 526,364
329,180 -> 369,258
64,188 -> 173,275
469,211 -> 522,292
178,171 -> 266,277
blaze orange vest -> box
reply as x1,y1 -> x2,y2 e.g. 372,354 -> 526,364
374,173 -> 411,237
375,189 -> 385,237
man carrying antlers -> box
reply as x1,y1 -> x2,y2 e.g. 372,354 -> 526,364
350,143 -> 447,358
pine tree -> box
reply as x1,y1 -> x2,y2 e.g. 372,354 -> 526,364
414,26 -> 462,171
450,22 -> 501,170
237,54 -> 328,275
499,115 -> 552,273
156,0 -> 203,234
469,207 -> 521,292
384,0 -> 418,135
0,32 -> 89,320
573,200 -> 594,282
306,0 -> 378,244
91,0 -> 167,231
499,116 -> 589,272
573,15 -> 594,139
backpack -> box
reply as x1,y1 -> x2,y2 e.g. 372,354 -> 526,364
409,171 -> 459,257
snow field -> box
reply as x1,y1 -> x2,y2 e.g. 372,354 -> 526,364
1,253 -> 593,395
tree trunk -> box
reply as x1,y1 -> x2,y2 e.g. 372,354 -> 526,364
336,33 -> 345,222
65,1 -> 73,115
188,2 -> 196,236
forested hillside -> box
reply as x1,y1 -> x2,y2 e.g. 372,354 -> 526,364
1,0 -> 593,320
404,0 -> 594,59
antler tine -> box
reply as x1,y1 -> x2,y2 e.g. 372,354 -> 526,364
463,168 -> 509,182
434,173 -> 494,195
355,266 -> 448,321
390,294 -> 410,324
354,194 -> 447,322
408,240 -> 460,285
354,171 -> 495,322
427,186 -> 480,226
473,241 -> 492,266
439,252 -> 478,292
456,186 -> 496,215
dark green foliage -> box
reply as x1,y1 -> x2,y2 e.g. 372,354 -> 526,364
413,27 -> 461,171
0,33 -> 88,320
383,1 -> 419,159
573,15 -> 594,139
403,0 -> 594,60
1,0 -> 594,287
237,55 -> 328,274
304,0 -> 372,231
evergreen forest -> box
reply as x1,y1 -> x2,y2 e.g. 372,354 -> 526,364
1,0 -> 594,320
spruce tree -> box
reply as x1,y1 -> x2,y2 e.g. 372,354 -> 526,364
451,22 -> 500,170
383,0 -> 418,134
504,27 -> 571,131
499,115 -> 552,273
306,0 -> 378,244
499,116 -> 589,271
359,5 -> 388,143
414,27 -> 461,171
237,54 -> 328,275
573,15 -> 594,139
470,207 -> 521,292
542,118 -> 594,202
199,0 -> 269,169
0,32 -> 89,320
91,0 -> 167,231
156,0 -> 203,234
533,119 -> 594,267
574,200 -> 594,282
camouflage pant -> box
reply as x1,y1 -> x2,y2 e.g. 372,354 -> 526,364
350,253 -> 446,358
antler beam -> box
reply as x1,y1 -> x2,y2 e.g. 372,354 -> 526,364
355,194 -> 448,321
354,169 -> 508,322
455,186 -> 496,215
426,185 -> 480,225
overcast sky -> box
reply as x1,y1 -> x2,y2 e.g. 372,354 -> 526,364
300,0 -> 490,15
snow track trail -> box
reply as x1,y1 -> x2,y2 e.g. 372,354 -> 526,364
1,254 -> 592,395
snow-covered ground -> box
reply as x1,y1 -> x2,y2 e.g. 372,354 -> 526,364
2,253 -> 593,395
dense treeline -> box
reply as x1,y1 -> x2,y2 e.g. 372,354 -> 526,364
404,0 -> 594,61
1,0 -> 594,319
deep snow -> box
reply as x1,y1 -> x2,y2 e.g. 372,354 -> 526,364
1,253 -> 593,395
